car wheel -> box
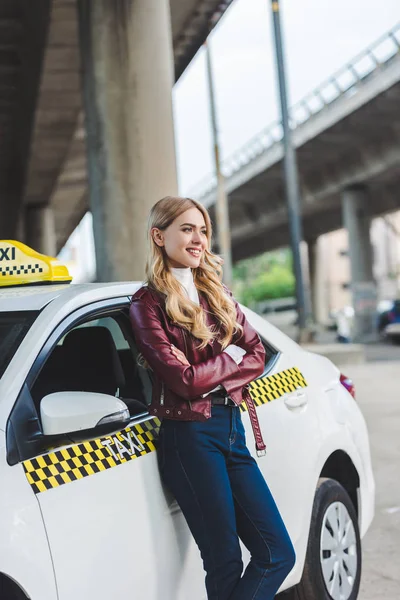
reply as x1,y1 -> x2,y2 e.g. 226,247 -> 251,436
280,477 -> 361,600
0,575 -> 28,600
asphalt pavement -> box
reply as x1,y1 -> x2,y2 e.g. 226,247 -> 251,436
344,359 -> 400,599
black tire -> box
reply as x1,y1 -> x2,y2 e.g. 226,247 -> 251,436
0,575 -> 28,600
278,478 -> 361,600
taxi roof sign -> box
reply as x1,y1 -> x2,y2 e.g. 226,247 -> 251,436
0,240 -> 72,287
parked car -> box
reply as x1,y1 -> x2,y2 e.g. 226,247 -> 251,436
0,240 -> 375,600
377,299 -> 400,342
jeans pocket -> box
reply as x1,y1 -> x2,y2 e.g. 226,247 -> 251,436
236,410 -> 249,444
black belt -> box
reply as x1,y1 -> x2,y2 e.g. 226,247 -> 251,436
210,392 -> 236,406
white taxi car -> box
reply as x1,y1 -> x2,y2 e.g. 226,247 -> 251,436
0,240 -> 374,600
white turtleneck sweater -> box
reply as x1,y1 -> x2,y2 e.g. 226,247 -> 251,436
170,267 -> 200,306
170,267 -> 246,368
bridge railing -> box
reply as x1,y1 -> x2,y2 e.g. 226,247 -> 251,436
190,22 -> 400,201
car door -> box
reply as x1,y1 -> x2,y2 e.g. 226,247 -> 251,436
9,303 -> 205,600
240,307 -> 321,560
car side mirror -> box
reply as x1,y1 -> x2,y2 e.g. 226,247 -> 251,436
40,391 -> 130,437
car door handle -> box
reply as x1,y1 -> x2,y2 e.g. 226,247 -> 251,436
284,390 -> 308,409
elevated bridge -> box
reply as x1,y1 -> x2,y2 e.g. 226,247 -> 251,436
194,24 -> 400,262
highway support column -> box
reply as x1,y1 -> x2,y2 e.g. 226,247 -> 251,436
25,205 -> 57,257
341,186 -> 377,342
307,236 -> 328,327
77,0 -> 178,281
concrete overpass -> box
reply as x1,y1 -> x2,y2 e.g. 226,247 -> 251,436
0,0 -> 233,276
194,22 -> 400,263
192,23 -> 400,339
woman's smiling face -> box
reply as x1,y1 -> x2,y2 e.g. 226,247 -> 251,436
152,207 -> 208,269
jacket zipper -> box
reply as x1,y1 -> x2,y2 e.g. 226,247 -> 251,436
160,382 -> 165,406
181,329 -> 193,410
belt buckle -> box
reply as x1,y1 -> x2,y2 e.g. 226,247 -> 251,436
256,449 -> 267,458
224,396 -> 229,405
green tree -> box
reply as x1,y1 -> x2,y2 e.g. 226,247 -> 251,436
232,248 -> 295,307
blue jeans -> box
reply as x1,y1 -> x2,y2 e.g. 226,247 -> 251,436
158,405 -> 296,600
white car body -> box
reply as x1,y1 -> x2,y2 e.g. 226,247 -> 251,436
0,282 -> 375,600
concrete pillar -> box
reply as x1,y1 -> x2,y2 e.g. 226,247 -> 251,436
341,186 -> 377,342
25,205 -> 57,256
77,0 -> 178,282
307,236 -> 329,326
15,212 -> 26,244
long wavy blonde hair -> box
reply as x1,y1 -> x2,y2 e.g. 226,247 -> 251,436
146,196 -> 242,349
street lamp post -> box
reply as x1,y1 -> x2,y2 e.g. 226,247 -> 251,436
270,0 -> 311,341
204,38 -> 233,288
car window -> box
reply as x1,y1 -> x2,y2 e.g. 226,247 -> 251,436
31,312 -> 151,419
0,311 -> 38,379
260,337 -> 279,376
58,316 -> 130,351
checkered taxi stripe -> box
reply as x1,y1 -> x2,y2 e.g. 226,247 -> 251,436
23,368 -> 307,494
240,366 -> 307,412
0,263 -> 43,276
23,418 -> 160,495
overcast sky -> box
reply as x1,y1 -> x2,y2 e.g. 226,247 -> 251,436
173,0 -> 400,195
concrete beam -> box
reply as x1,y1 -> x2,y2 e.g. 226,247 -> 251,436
25,205 -> 56,256
201,53 -> 400,209
226,139 -> 400,251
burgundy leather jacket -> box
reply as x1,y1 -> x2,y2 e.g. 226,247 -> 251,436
129,285 -> 267,453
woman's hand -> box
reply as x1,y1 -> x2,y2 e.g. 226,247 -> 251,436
171,345 -> 190,366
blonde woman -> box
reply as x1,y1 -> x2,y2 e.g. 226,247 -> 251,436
129,196 -> 295,600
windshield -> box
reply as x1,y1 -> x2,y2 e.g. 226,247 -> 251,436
0,311 -> 38,379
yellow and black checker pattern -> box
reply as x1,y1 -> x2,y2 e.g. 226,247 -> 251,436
240,366 -> 307,412
23,368 -> 306,494
23,418 -> 160,495
0,263 -> 43,277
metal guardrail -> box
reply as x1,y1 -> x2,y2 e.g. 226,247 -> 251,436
190,22 -> 400,201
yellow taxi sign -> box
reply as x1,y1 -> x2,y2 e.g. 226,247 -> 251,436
0,240 -> 72,287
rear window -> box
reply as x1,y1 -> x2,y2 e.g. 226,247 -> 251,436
0,311 -> 38,379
